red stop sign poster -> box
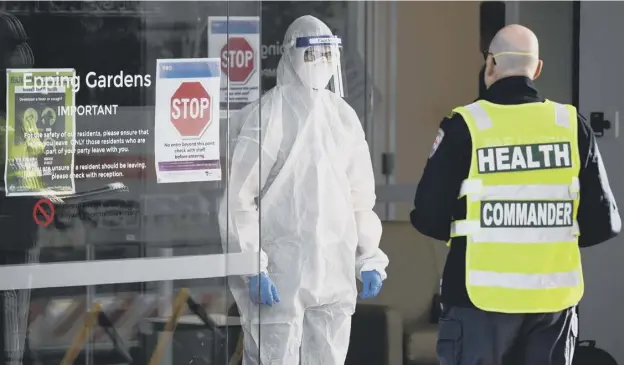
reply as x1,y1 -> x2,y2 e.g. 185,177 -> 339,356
207,16 -> 260,106
221,37 -> 256,83
170,81 -> 212,137
154,58 -> 222,184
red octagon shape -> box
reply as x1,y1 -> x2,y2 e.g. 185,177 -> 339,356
170,82 -> 212,138
221,37 -> 255,83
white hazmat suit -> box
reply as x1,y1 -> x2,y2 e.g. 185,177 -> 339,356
220,15 -> 389,365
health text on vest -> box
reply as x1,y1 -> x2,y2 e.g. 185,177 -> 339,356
477,142 -> 572,173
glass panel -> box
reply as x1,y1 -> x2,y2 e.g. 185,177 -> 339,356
0,1 -> 261,364
228,3 -> 387,365
0,1 -> 392,363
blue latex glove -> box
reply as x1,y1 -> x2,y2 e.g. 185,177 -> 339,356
249,273 -> 281,306
360,270 -> 383,299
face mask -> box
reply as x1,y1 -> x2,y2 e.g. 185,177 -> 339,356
296,60 -> 334,90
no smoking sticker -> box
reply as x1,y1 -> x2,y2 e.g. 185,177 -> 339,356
33,199 -> 55,227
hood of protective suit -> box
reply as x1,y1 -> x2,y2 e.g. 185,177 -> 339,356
276,15 -> 335,91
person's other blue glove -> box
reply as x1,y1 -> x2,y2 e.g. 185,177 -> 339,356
249,273 -> 281,306
360,270 -> 383,299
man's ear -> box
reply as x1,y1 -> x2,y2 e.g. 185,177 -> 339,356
532,59 -> 543,80
485,56 -> 496,77
478,64 -> 487,97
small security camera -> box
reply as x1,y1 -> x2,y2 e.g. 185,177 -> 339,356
590,112 -> 611,137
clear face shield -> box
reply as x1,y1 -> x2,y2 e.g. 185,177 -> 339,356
293,35 -> 346,97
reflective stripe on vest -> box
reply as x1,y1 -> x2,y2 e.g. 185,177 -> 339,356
452,100 -> 583,314
468,269 -> 581,289
452,178 -> 581,242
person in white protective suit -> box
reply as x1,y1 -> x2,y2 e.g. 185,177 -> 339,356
220,15 -> 389,365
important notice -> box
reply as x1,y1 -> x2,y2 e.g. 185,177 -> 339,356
58,104 -> 119,116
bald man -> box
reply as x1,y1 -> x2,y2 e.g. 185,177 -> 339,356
411,25 -> 620,365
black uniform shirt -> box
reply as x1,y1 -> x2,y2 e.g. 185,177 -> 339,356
410,76 -> 621,308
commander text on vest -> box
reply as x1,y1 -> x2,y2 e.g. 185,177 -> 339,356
410,25 -> 621,365
479,142 -> 574,228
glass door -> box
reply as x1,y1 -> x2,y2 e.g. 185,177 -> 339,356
0,1 -> 262,364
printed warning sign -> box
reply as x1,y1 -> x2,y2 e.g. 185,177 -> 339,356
33,198 -> 55,227
207,16 -> 260,108
4,68 -> 77,196
154,58 -> 222,183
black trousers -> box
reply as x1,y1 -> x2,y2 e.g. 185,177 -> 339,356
437,305 -> 578,365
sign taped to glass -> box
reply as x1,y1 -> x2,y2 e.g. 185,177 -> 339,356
4,68 -> 76,196
154,58 -> 222,184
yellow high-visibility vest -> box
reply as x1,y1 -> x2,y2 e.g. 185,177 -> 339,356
451,100 -> 583,313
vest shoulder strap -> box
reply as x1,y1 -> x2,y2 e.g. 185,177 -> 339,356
453,101 -> 493,130
454,100 -> 578,131
548,100 -> 577,129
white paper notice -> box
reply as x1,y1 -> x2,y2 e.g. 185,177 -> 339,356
154,58 -> 222,183
207,16 -> 260,107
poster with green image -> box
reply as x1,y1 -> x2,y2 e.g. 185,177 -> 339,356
4,68 -> 76,197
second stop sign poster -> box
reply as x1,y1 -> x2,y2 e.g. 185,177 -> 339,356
154,58 -> 222,184
207,16 -> 261,109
